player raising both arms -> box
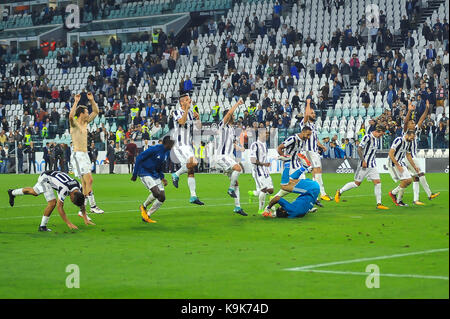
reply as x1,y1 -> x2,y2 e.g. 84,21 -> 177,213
334,125 -> 389,210
215,98 -> 247,216
7,170 -> 95,231
403,100 -> 440,205
388,130 -> 418,207
300,99 -> 331,202
171,93 -> 204,205
131,136 -> 175,223
248,128 -> 274,214
69,92 -> 105,216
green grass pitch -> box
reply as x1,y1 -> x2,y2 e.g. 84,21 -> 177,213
0,172 -> 448,298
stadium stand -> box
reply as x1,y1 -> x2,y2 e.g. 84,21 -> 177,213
0,0 -> 449,173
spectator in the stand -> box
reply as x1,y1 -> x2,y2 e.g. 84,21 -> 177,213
183,75 -> 193,94
339,59 -> 351,88
17,143 -> 24,173
190,39 -> 199,64
332,81 -> 341,106
426,44 -> 437,60
106,140 -> 115,174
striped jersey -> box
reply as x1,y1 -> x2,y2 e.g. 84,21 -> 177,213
281,134 -> 304,170
40,170 -> 82,202
358,132 -> 381,168
172,108 -> 195,147
299,120 -> 318,152
250,140 -> 270,178
389,136 -> 412,167
402,125 -> 419,158
217,120 -> 235,156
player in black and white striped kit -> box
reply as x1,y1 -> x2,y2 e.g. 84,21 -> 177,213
214,98 -> 247,216
249,128 -> 274,214
170,93 -> 204,205
403,100 -> 440,205
7,170 -> 95,231
334,125 -> 389,209
387,130 -> 418,207
299,99 -> 331,201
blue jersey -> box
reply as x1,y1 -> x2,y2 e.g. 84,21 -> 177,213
133,144 -> 170,179
278,179 -> 320,218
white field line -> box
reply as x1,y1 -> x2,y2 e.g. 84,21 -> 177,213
284,248 -> 449,281
285,248 -> 449,271
1,188 -> 447,210
291,269 -> 449,280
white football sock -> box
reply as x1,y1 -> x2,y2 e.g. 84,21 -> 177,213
234,185 -> 240,207
391,186 -> 401,195
229,170 -> 240,189
188,176 -> 197,197
148,200 -> 163,216
340,181 -> 358,194
374,183 -> 382,205
144,193 -> 155,208
397,187 -> 405,201
419,176 -> 432,197
175,164 -> 188,177
412,181 -> 420,202
258,191 -> 266,211
314,173 -> 326,196
40,216 -> 50,227
275,189 -> 289,197
12,189 -> 24,196
87,191 -> 96,207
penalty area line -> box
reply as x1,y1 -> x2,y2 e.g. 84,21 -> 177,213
290,269 -> 449,281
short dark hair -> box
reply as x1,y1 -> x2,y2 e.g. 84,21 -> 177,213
275,207 -> 288,218
73,191 -> 85,207
162,136 -> 173,145
406,130 -> 415,135
375,125 -> 386,132
179,93 -> 189,100
75,106 -> 87,117
301,126 -> 312,132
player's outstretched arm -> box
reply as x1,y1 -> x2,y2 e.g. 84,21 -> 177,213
56,200 -> 78,230
304,99 -> 311,123
69,94 -> 81,127
406,152 -> 419,173
403,100 -> 414,132
417,100 -> 430,129
87,92 -> 99,123
223,98 -> 244,125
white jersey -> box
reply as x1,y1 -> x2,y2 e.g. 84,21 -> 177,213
281,134 -> 304,170
172,108 -> 195,147
217,120 -> 235,156
40,170 -> 82,202
358,132 -> 381,168
299,120 -> 318,152
250,140 -> 270,178
389,136 -> 412,168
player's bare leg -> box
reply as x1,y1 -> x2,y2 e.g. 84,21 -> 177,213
312,167 -> 330,201
7,187 -> 39,207
227,164 -> 242,198
79,172 -> 104,214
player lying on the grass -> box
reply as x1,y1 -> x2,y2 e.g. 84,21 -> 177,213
215,98 -> 247,216
248,128 -> 274,214
131,136 -> 175,223
69,92 -> 105,216
171,93 -> 204,205
403,100 -> 440,205
387,130 -> 419,207
262,169 -> 320,218
300,99 -> 332,202
7,170 -> 95,231
335,125 -> 389,210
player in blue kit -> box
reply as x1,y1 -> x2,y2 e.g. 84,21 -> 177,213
131,136 -> 175,223
262,162 -> 320,218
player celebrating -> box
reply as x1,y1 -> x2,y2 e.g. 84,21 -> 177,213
69,92 -> 105,216
131,136 -> 175,223
388,130 -> 418,207
7,170 -> 95,231
274,125 -> 312,200
334,125 -> 389,210
215,98 -> 247,216
248,128 -> 274,214
170,94 -> 204,205
403,100 -> 440,205
300,99 -> 331,201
